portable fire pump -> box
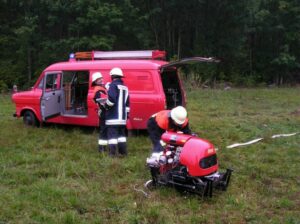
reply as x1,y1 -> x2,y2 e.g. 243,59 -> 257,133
146,132 -> 233,197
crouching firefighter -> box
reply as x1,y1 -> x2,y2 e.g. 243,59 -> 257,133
104,67 -> 130,157
147,106 -> 191,153
92,72 -> 108,153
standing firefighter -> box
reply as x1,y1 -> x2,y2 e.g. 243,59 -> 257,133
105,68 -> 130,156
92,72 -> 108,152
147,106 -> 191,153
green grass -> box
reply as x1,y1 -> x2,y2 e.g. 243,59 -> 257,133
0,88 -> 300,223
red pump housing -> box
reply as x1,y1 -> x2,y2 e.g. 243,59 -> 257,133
147,132 -> 233,197
161,132 -> 218,176
161,132 -> 192,146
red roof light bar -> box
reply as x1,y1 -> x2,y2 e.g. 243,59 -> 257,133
92,50 -> 166,60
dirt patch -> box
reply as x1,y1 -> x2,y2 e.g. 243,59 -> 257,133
291,108 -> 300,116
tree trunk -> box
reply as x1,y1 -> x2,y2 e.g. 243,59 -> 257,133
27,47 -> 32,83
177,29 -> 181,59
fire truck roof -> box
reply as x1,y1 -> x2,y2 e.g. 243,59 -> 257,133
45,59 -> 167,71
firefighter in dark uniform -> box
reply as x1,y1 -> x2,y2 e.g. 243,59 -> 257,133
147,106 -> 191,152
92,72 -> 108,152
104,67 -> 130,156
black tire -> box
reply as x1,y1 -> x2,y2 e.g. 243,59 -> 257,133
23,111 -> 39,127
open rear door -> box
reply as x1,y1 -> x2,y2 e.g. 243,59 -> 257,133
159,57 -> 220,109
41,72 -> 63,121
160,57 -> 220,72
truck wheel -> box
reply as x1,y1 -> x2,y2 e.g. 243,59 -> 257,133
23,111 -> 39,127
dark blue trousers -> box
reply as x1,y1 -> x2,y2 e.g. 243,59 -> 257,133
107,125 -> 127,156
147,117 -> 165,152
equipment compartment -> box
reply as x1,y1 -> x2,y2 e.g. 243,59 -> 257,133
62,71 -> 89,116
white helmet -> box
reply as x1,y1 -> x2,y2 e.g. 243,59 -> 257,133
170,106 -> 187,125
110,67 -> 124,77
92,72 -> 103,82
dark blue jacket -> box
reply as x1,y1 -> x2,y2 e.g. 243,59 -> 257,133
105,78 -> 130,125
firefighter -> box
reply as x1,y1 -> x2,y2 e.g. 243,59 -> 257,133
104,67 -> 130,157
147,106 -> 191,153
92,72 -> 108,153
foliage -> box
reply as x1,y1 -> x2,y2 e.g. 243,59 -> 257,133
0,79 -> 8,93
0,88 -> 300,223
0,0 -> 299,88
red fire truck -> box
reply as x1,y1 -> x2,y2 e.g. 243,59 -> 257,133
12,50 -> 218,130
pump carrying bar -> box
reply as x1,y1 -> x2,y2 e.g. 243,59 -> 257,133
74,50 -> 166,61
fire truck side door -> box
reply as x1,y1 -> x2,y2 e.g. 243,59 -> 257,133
41,72 -> 63,121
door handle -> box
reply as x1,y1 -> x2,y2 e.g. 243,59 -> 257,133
52,92 -> 55,95
45,97 -> 50,101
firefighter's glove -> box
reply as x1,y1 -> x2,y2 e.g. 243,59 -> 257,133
151,152 -> 163,160
160,140 -> 166,147
146,152 -> 163,166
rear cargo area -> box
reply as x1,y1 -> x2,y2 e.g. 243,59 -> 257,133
160,69 -> 183,109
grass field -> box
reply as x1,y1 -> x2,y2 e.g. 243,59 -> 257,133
0,88 -> 299,224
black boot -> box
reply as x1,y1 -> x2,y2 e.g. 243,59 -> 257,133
98,145 -> 106,153
108,145 -> 117,157
118,142 -> 127,156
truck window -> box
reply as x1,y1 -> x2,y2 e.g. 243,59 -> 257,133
37,78 -> 44,89
125,71 -> 154,92
45,73 -> 61,91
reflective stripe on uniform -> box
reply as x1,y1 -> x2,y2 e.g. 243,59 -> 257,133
117,85 -> 128,121
118,137 -> 126,143
108,139 -> 118,144
105,119 -> 127,125
98,139 -> 108,146
106,99 -> 114,106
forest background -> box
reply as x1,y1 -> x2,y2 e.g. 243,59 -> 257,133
0,0 -> 299,91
